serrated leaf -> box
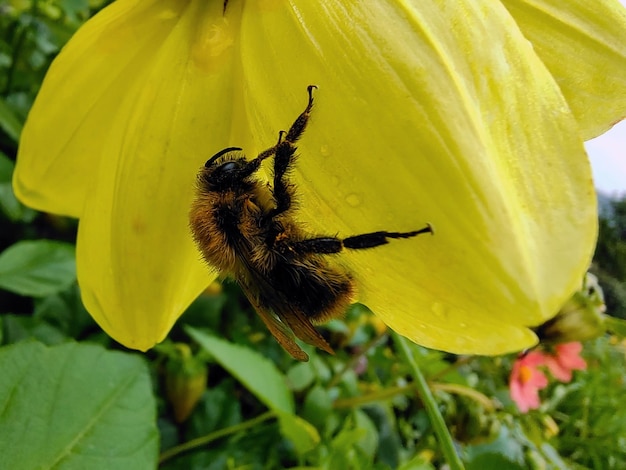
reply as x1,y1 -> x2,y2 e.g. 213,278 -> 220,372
0,240 -> 75,296
186,327 -> 294,414
0,341 -> 158,469
277,413 -> 320,455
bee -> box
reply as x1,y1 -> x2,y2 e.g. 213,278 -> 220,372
189,86 -> 432,361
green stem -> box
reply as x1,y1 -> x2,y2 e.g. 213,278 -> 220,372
392,332 -> 465,470
158,410 -> 276,464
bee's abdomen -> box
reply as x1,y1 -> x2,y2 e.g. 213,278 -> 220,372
269,261 -> 355,323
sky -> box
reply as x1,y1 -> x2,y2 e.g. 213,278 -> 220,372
588,0 -> 626,196
587,121 -> 626,196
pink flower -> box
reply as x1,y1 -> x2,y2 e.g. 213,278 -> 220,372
509,351 -> 549,412
509,342 -> 588,412
543,342 -> 587,382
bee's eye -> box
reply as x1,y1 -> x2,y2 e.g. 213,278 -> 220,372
219,162 -> 238,173
212,161 -> 241,179
205,147 -> 243,167
208,160 -> 243,184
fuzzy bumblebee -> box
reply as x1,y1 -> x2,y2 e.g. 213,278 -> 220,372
189,86 -> 432,361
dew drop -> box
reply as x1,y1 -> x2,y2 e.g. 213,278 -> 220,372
345,193 -> 362,207
431,302 -> 447,318
320,144 -> 332,157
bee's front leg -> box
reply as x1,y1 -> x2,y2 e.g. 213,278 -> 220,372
268,85 -> 316,218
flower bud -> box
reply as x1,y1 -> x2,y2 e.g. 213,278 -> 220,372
534,273 -> 606,344
163,344 -> 208,423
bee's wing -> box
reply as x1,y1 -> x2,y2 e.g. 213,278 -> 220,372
240,285 -> 310,362
272,302 -> 335,356
238,268 -> 335,362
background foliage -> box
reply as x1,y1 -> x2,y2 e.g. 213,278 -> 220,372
1,2 -> 626,469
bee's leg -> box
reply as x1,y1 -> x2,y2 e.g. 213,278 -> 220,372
239,135 -> 282,178
342,225 -> 433,249
281,225 -> 433,255
241,86 -> 315,187
269,85 -> 316,218
283,85 -> 316,144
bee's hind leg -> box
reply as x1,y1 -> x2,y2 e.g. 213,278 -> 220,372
342,225 -> 433,249
280,224 -> 433,256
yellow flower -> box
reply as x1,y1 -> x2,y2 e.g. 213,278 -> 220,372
13,0 -> 626,353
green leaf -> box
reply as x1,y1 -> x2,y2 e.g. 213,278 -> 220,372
0,98 -> 22,142
57,0 -> 91,24
286,361 -> 316,391
1,314 -> 67,345
466,453 -> 525,470
0,152 -> 35,222
0,153 -> 12,181
0,240 -> 76,296
302,385 -> 333,431
277,413 -> 320,455
364,405 -> 402,469
324,418 -> 369,470
186,381 -> 242,437
606,315 -> 626,338
0,341 -> 158,469
397,454 -> 436,470
33,283 -> 98,339
353,409 -> 379,460
537,443 -> 570,470
465,426 -> 525,467
186,327 -> 294,414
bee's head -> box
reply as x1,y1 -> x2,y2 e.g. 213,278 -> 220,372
199,147 -> 250,191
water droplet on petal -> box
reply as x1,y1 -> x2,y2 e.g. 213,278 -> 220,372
431,302 -> 447,318
346,193 -> 362,207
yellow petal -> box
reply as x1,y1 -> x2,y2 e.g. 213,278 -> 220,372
17,0 -> 240,349
15,0 -> 180,215
502,0 -> 626,139
15,0 -> 598,354
239,1 -> 596,354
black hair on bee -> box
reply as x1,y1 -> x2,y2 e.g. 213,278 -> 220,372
189,86 -> 432,361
